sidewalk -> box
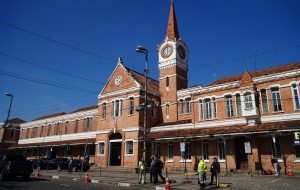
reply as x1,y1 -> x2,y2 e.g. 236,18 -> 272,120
37,167 -> 300,190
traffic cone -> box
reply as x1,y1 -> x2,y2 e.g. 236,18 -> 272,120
84,172 -> 90,183
287,166 -> 294,176
165,178 -> 170,190
35,168 -> 41,177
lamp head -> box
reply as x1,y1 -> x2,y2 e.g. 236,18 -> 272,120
136,46 -> 148,54
5,93 -> 13,97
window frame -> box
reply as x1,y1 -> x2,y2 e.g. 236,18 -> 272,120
244,92 -> 253,109
225,95 -> 234,118
271,87 -> 282,112
291,84 -> 300,110
185,97 -> 191,113
129,97 -> 135,115
102,103 -> 107,119
179,99 -> 184,114
167,143 -> 173,161
98,141 -> 105,156
261,89 -> 269,113
125,140 -> 134,156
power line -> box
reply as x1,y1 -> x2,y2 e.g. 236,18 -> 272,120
0,69 -> 99,94
0,20 -> 116,63
0,51 -> 105,85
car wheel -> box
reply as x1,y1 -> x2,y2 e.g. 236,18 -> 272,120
0,170 -> 7,181
22,173 -> 30,181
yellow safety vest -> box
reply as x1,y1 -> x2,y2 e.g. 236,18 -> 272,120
198,160 -> 207,173
139,161 -> 145,170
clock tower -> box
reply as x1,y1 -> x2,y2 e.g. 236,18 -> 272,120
158,0 -> 188,122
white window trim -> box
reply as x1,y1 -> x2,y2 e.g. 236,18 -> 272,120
97,141 -> 105,156
271,87 -> 283,112
125,139 -> 134,156
260,89 -> 270,113
291,84 -> 300,110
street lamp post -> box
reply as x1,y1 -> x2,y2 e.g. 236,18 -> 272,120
136,45 -> 149,162
4,93 -> 13,128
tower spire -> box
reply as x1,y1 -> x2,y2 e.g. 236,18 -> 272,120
166,0 -> 180,41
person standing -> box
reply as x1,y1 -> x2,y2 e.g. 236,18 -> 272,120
210,157 -> 220,185
157,158 -> 165,182
198,156 -> 207,190
138,157 -> 146,184
68,158 -> 73,174
149,155 -> 155,183
271,157 -> 280,176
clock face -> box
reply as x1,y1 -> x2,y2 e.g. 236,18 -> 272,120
178,45 -> 186,60
161,45 -> 173,58
115,75 -> 122,86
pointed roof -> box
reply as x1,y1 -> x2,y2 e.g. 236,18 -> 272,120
166,0 -> 180,41
240,70 -> 254,87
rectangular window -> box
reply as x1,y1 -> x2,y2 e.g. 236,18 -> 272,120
292,84 -> 300,110
205,99 -> 212,119
212,98 -> 217,118
261,89 -> 269,113
244,93 -> 253,109
218,140 -> 226,160
166,76 -> 169,88
179,99 -> 184,114
126,141 -> 134,155
47,125 -> 51,136
186,98 -> 191,113
98,142 -> 105,155
39,126 -> 44,137
129,97 -> 134,115
166,104 -> 170,116
271,88 -> 282,112
9,129 -> 15,140
271,136 -> 281,158
199,100 -> 203,121
225,96 -> 234,117
65,121 -> 69,134
102,103 -> 107,119
202,140 -> 208,160
236,94 -> 242,116
181,143 -> 191,160
74,120 -> 78,133
167,144 -> 173,160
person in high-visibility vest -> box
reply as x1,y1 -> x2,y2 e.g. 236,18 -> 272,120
138,157 -> 146,184
198,156 -> 207,190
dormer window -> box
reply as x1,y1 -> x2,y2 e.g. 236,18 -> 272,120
244,92 -> 253,109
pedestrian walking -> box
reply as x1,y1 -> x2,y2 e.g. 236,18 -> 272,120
68,158 -> 73,174
210,157 -> 220,185
152,155 -> 159,184
157,158 -> 165,182
271,157 -> 280,176
149,155 -> 155,183
138,157 -> 146,184
198,156 -> 207,190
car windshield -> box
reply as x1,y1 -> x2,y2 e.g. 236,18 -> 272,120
5,155 -> 26,161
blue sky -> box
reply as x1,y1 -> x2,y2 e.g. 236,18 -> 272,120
1,0 -> 300,122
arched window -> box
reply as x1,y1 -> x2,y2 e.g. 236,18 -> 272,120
166,76 -> 169,88
47,124 -> 51,136
212,97 -> 217,118
179,99 -> 184,114
166,104 -> 170,116
185,97 -> 191,113
74,119 -> 79,133
102,103 -> 107,119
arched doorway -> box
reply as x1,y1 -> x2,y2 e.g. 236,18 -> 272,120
109,133 -> 122,166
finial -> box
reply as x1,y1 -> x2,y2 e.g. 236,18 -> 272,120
118,57 -> 123,65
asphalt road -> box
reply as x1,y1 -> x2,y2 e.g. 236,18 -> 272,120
0,177 -> 141,190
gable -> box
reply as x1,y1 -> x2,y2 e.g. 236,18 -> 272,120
98,58 -> 141,99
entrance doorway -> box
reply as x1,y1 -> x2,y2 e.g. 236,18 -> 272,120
235,137 -> 248,170
109,133 -> 122,166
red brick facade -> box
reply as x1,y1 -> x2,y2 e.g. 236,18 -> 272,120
14,1 -> 300,174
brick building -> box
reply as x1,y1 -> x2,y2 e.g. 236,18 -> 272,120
15,1 -> 300,172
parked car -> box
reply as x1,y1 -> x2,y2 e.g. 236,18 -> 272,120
0,154 -> 33,181
29,159 -> 48,170
57,159 -> 90,172
48,158 -> 68,170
